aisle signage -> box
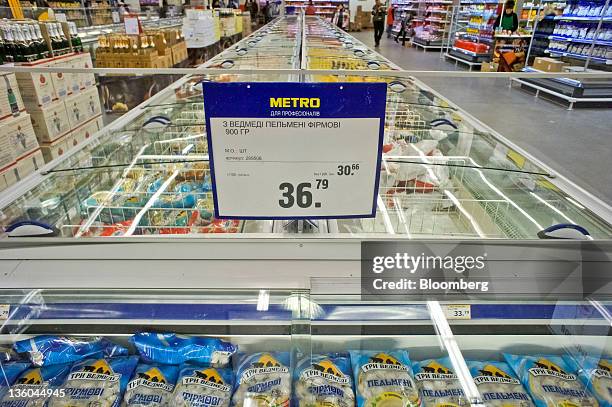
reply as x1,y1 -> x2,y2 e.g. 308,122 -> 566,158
203,82 -> 387,219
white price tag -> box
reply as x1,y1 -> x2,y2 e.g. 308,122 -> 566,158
443,304 -> 471,320
204,83 -> 387,219
55,13 -> 67,22
0,304 -> 10,320
124,17 -> 140,35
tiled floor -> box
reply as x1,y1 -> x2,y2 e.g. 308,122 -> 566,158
353,30 -> 612,206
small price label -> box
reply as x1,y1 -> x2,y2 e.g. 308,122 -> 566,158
443,304 -> 471,320
0,304 -> 10,320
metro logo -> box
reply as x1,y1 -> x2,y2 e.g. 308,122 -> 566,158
270,97 -> 321,108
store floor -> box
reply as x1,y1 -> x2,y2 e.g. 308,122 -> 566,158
352,31 -> 612,205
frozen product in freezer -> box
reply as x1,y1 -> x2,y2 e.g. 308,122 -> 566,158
122,363 -> 180,406
294,354 -> 355,407
1,363 -> 72,406
412,358 -> 467,407
48,356 -> 138,407
563,355 -> 612,407
0,362 -> 32,398
350,350 -> 420,407
467,360 -> 534,406
172,365 -> 233,407
504,354 -> 599,407
232,352 -> 291,407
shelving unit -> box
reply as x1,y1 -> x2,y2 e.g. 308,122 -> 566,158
412,0 -> 453,50
284,0 -> 349,20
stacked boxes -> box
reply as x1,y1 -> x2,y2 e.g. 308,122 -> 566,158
14,52 -> 103,165
183,9 -> 219,48
0,73 -> 43,192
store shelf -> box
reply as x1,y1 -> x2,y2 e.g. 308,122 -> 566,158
494,33 -> 533,38
548,35 -> 612,47
546,49 -> 612,64
451,46 -> 489,56
554,15 -> 612,22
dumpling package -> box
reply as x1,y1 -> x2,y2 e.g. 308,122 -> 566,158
350,350 -> 419,407
563,355 -> 611,407
14,336 -> 128,367
0,362 -> 34,398
294,354 -> 355,407
504,354 -> 599,407
172,365 -> 233,407
130,333 -> 237,366
467,361 -> 533,406
412,358 -> 467,407
123,363 -> 180,406
47,355 -> 138,407
232,352 -> 291,407
0,364 -> 72,406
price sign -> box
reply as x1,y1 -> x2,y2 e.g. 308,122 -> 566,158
124,16 -> 140,35
0,304 -> 10,320
442,304 -> 471,320
203,82 -> 387,219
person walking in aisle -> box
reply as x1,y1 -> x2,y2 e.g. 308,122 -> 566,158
494,0 -> 519,33
394,11 -> 413,45
371,0 -> 386,47
305,0 -> 316,15
333,4 -> 349,30
386,4 -> 395,38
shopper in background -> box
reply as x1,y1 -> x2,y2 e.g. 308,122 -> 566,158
394,11 -> 413,45
371,0 -> 386,47
118,0 -> 130,14
494,0 -> 519,33
159,0 -> 168,18
305,0 -> 316,15
333,4 -> 349,30
386,4 -> 394,38
248,0 -> 259,21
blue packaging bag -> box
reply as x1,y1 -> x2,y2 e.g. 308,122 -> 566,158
563,355 -> 611,407
0,347 -> 21,363
130,333 -> 237,366
412,358 -> 466,407
232,352 -> 291,407
0,363 -> 72,406
47,355 -> 139,407
504,353 -> 599,407
123,363 -> 181,406
14,336 -> 128,367
467,360 -> 533,406
0,362 -> 31,398
293,353 -> 355,407
349,350 -> 419,407
172,364 -> 234,407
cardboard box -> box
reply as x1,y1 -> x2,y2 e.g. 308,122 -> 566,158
64,54 -> 82,95
80,87 -> 103,122
0,73 -> 26,120
0,126 -> 16,175
71,114 -> 103,146
50,59 -> 70,100
481,62 -> 499,72
29,100 -> 71,143
15,149 -> 44,180
76,53 -> 96,89
1,113 -> 39,159
64,93 -> 85,129
15,70 -> 55,107
171,42 -> 188,66
0,166 -> 19,192
533,57 -> 569,73
40,136 -> 68,162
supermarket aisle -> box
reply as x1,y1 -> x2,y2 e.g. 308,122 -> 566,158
352,31 -> 612,205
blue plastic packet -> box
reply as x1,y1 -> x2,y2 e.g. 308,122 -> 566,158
14,336 -> 128,367
349,350 -> 420,407
504,353 -> 599,407
130,333 -> 237,366
231,352 -> 291,407
172,364 -> 234,407
123,363 -> 181,406
412,358 -> 467,407
563,355 -> 611,407
293,353 -> 355,407
0,362 -> 31,398
467,360 -> 533,406
0,346 -> 21,363
0,363 -> 72,405
47,355 -> 139,407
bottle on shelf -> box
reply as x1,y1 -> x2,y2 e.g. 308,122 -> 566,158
12,25 -> 31,62
69,22 -> 83,52
33,24 -> 50,59
56,23 -> 70,50
1,25 -> 16,62
46,22 -> 63,52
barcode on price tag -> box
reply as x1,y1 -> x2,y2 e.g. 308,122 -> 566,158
443,304 -> 471,320
0,304 -> 10,320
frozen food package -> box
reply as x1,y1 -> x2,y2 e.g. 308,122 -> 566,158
122,363 -> 180,406
14,336 -> 128,367
172,365 -> 233,407
504,354 -> 599,407
412,358 -> 467,407
349,350 -> 419,407
0,363 -> 72,406
47,355 -> 139,407
294,354 -> 355,407
130,333 -> 237,366
0,362 -> 31,397
231,352 -> 291,407
467,360 -> 533,406
563,355 -> 611,407
0,346 -> 21,363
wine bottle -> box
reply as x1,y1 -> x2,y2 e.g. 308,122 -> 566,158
12,25 -> 28,62
2,25 -> 16,62
34,24 -> 50,58
20,24 -> 36,61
